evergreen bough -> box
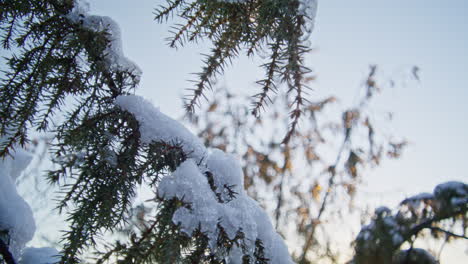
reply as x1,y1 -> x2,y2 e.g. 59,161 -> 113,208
155,0 -> 317,143
1,0 -> 311,262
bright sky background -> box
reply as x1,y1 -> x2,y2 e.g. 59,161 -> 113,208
87,0 -> 467,262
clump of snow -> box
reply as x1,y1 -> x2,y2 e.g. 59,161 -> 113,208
158,160 -> 220,238
0,147 -> 35,260
65,0 -> 142,82
115,95 -> 293,263
229,245 -> 244,264
299,0 -> 318,37
355,210 -> 405,257
20,247 -> 60,264
434,181 -> 468,208
115,95 -> 206,161
66,0 -> 90,19
296,0 -> 318,44
402,192 -> 434,203
401,192 -> 434,209
375,206 -> 391,216
434,181 -> 467,199
206,148 -> 245,197
434,181 -> 467,196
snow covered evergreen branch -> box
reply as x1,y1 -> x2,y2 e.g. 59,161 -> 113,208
0,0 -> 297,263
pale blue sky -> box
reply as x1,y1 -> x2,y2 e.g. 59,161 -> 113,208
92,0 -> 467,261
93,0 -> 468,196
313,0 -> 468,193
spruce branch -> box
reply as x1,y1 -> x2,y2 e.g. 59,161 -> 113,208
184,29 -> 241,113
429,227 -> 468,240
155,0 -> 316,142
252,39 -> 282,117
168,5 -> 204,48
154,0 -> 187,23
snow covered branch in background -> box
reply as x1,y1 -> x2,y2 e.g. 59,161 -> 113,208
351,181 -> 467,264
115,95 -> 293,264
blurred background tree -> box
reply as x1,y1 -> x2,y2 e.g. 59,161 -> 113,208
181,65 -> 414,263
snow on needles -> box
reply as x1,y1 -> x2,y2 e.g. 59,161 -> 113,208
115,95 -> 206,161
115,95 -> 293,264
66,0 -> 142,82
299,0 -> 318,40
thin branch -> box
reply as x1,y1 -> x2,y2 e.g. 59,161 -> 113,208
430,227 -> 468,240
299,136 -> 349,263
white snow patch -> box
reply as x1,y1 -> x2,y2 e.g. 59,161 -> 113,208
299,0 -> 318,42
375,206 -> 391,216
206,148 -> 244,196
401,192 -> 434,208
0,147 -> 35,260
434,181 -> 467,207
299,0 -> 318,24
404,192 -> 434,201
115,95 -> 206,161
228,245 -> 244,264
66,0 -> 142,81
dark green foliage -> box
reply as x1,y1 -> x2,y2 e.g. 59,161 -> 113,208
0,1 -> 144,260
155,0 -> 314,143
0,0 -> 158,262
94,197 -> 272,263
95,199 -> 193,264
1,2 -> 290,262
0,0 -> 139,157
49,106 -> 189,262
0,0 -> 336,263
